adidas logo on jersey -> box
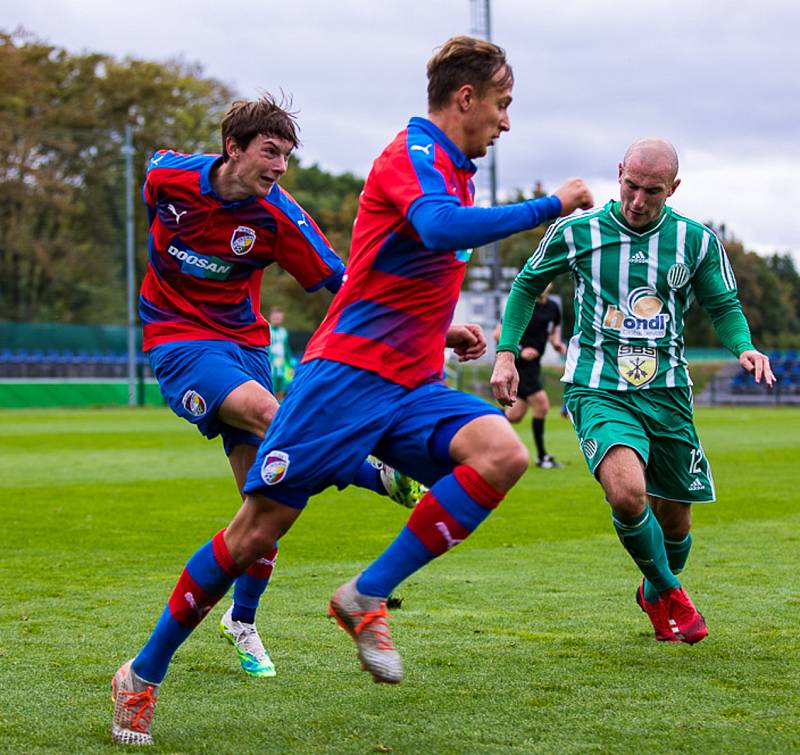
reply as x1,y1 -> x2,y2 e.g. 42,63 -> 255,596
688,478 -> 705,492
629,250 -> 649,263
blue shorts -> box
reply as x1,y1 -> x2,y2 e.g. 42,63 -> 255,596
243,359 -> 502,508
148,340 -> 273,455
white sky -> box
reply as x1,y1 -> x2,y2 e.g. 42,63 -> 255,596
4,0 -> 799,262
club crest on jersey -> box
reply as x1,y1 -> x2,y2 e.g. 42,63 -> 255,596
667,263 -> 691,290
617,345 -> 658,387
603,286 -> 670,339
181,390 -> 207,417
230,226 -> 256,255
261,450 -> 290,485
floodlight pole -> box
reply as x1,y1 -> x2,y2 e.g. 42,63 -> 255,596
124,124 -> 136,407
470,0 -> 503,323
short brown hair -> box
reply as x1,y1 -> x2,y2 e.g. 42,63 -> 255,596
426,36 -> 513,111
220,95 -> 300,161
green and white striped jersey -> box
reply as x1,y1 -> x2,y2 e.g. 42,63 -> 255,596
499,200 -> 753,390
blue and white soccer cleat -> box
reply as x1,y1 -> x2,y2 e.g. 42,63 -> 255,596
219,606 -> 276,678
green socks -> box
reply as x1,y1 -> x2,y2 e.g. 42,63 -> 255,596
612,507 -> 681,595
643,533 -> 693,603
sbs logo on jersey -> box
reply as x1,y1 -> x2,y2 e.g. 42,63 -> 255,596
261,450 -> 290,485
603,286 -> 670,339
667,263 -> 691,290
617,344 -> 658,387
231,226 -> 256,255
181,390 -> 207,417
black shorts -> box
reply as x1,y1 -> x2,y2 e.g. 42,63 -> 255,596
517,359 -> 543,399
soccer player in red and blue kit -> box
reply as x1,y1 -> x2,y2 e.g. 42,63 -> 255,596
110,40 -> 593,744
111,97 -> 426,743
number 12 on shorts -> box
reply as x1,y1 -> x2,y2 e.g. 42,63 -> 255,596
689,447 -> 704,475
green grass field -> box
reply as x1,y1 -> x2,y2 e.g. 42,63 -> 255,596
1,406 -> 798,753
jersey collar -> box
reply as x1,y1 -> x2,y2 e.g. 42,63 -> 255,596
609,200 -> 671,236
408,117 -> 477,174
200,155 -> 266,208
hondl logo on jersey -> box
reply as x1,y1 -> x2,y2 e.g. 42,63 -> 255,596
603,286 -> 670,339
261,450 -> 290,485
231,226 -> 256,256
181,389 -> 207,417
167,242 -> 232,280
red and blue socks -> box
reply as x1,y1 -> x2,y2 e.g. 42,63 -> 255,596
356,465 -> 504,598
612,507 -> 680,595
231,544 -> 278,624
133,530 -> 241,684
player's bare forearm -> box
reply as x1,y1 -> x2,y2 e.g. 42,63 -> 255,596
491,351 -> 519,406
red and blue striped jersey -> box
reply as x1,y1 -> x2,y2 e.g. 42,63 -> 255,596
139,150 -> 345,350
302,118 -> 477,388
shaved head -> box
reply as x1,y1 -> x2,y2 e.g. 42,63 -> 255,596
622,137 -> 679,181
617,137 -> 681,228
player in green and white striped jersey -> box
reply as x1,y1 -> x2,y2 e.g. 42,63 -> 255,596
492,137 -> 774,644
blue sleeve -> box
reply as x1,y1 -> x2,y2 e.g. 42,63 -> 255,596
407,195 -> 562,251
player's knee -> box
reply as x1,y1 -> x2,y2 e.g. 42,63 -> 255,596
504,409 -> 522,424
251,396 -> 279,436
607,489 -> 647,519
495,436 -> 530,483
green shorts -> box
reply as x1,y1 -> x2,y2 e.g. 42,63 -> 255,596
563,384 -> 715,503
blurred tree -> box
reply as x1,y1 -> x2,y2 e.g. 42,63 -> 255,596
2,30 -> 797,349
0,29 -> 232,323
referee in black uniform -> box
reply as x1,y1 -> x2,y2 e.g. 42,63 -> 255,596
493,283 -> 567,468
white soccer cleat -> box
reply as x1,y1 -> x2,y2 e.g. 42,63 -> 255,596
111,660 -> 159,746
329,577 -> 403,684
219,605 -> 276,677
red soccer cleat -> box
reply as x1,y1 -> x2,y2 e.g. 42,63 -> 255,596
662,586 -> 708,645
636,581 -> 676,642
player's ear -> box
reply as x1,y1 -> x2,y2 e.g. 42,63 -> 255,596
224,135 -> 241,160
668,177 -> 681,197
455,84 -> 475,112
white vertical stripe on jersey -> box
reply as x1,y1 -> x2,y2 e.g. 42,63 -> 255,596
719,240 -> 737,290
588,218 -> 605,388
647,232 -> 660,355
562,226 -> 581,383
687,233 -> 711,310
697,232 -> 711,267
617,233 -> 631,391
666,222 -> 687,387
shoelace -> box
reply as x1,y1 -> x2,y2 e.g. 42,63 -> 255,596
231,622 -> 268,657
353,604 -> 396,650
120,686 -> 156,732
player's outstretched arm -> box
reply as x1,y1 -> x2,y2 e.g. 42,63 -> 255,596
491,351 -> 519,406
553,178 -> 594,216
738,349 -> 776,387
447,323 -> 487,362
